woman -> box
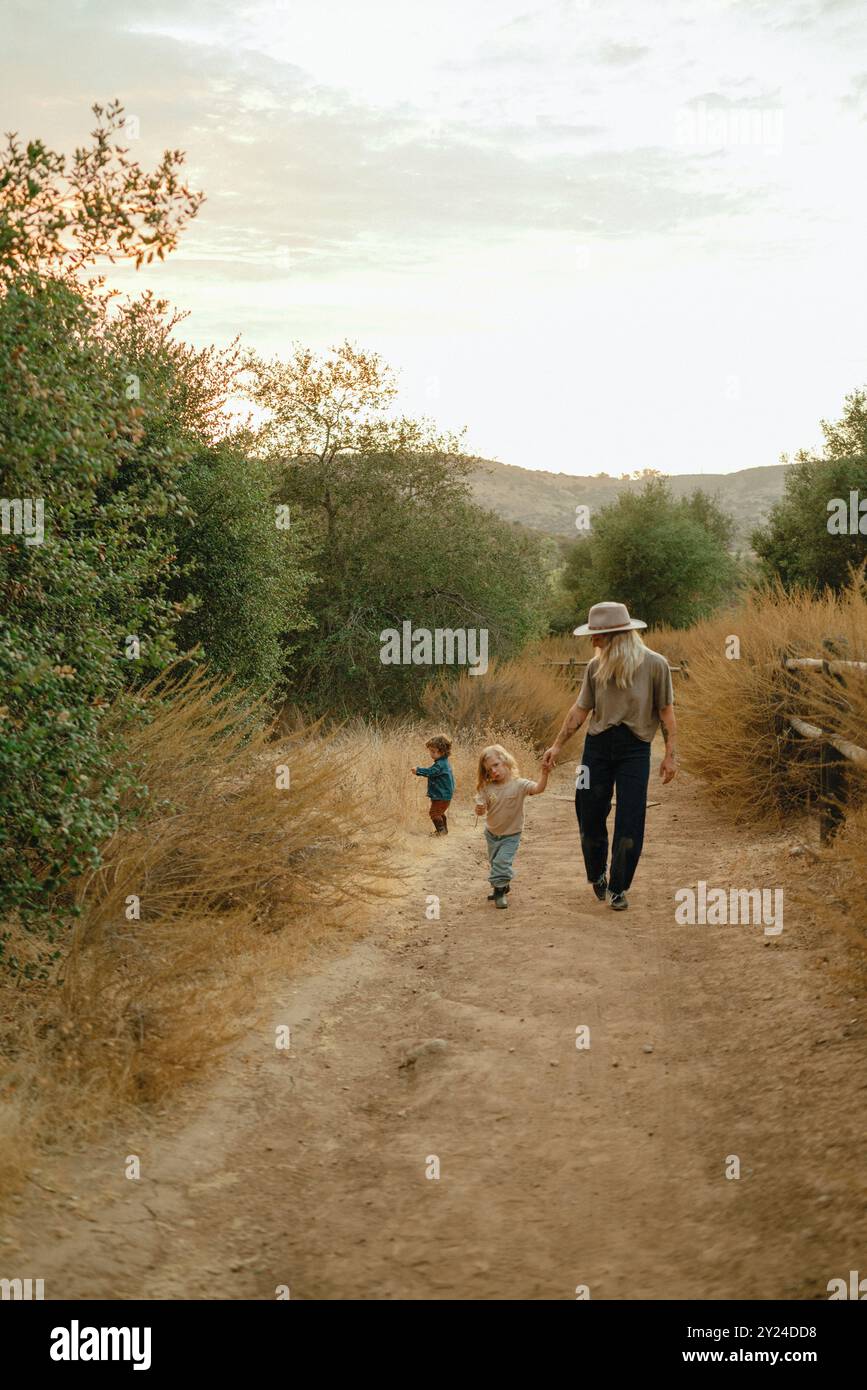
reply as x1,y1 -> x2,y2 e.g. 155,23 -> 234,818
542,601 -> 677,911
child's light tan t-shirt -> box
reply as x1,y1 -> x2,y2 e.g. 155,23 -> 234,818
577,649 -> 674,742
477,777 -> 537,836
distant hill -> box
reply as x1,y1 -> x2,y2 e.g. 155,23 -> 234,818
465,459 -> 789,549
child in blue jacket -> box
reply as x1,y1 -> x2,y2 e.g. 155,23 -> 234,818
411,735 -> 455,834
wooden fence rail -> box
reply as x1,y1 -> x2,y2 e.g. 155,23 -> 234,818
784,657 -> 867,675
781,645 -> 867,843
786,714 -> 867,767
545,658 -> 688,676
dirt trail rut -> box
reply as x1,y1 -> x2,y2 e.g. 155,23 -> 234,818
8,745 -> 867,1300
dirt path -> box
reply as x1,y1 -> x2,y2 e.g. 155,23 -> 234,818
6,745 -> 866,1300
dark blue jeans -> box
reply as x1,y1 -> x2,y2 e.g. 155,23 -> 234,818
575,724 -> 651,894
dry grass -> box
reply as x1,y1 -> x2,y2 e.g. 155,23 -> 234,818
0,669 -> 392,1190
657,577 -> 867,956
802,797 -> 867,955
669,577 -> 867,823
331,717 -> 540,835
421,656 -> 574,751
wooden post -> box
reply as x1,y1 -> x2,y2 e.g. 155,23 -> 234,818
819,740 -> 847,844
774,647 -> 794,742
821,634 -> 851,842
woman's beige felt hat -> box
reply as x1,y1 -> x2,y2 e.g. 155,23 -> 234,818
572,601 -> 647,637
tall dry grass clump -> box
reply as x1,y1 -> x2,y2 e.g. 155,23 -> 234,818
0,669 -> 390,1188
421,656 -> 572,751
807,796 -> 867,956
673,574 -> 867,826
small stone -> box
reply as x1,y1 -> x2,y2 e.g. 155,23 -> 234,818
642,1044 -> 653,1054
399,1038 -> 449,1069
611,1060 -> 620,1068
549,1060 -> 559,1067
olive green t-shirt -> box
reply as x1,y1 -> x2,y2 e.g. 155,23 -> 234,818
577,649 -> 674,743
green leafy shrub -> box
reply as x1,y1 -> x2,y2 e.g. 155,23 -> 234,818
173,439 -> 315,695
0,274 -> 192,966
557,478 -> 741,629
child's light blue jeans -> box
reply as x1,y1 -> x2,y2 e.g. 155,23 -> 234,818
484,829 -> 522,888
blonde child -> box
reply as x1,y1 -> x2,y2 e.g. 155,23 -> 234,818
474,743 -> 548,908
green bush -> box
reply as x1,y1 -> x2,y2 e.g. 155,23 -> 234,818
173,440 -> 314,695
752,454 -> 867,591
0,625 -> 142,976
0,275 -> 192,965
557,479 -> 741,628
279,465 -> 551,716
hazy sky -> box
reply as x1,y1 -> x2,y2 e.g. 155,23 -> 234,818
4,0 -> 867,473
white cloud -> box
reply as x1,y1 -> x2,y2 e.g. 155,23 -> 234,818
3,0 -> 866,473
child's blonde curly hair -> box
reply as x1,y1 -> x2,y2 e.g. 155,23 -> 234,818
476,743 -> 519,792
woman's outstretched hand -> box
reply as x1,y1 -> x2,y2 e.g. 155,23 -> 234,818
541,745 -> 560,771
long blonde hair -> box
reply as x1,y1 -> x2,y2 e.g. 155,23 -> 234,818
476,743 -> 519,792
593,630 -> 648,689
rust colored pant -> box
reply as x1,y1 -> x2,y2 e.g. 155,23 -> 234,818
428,799 -> 451,832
